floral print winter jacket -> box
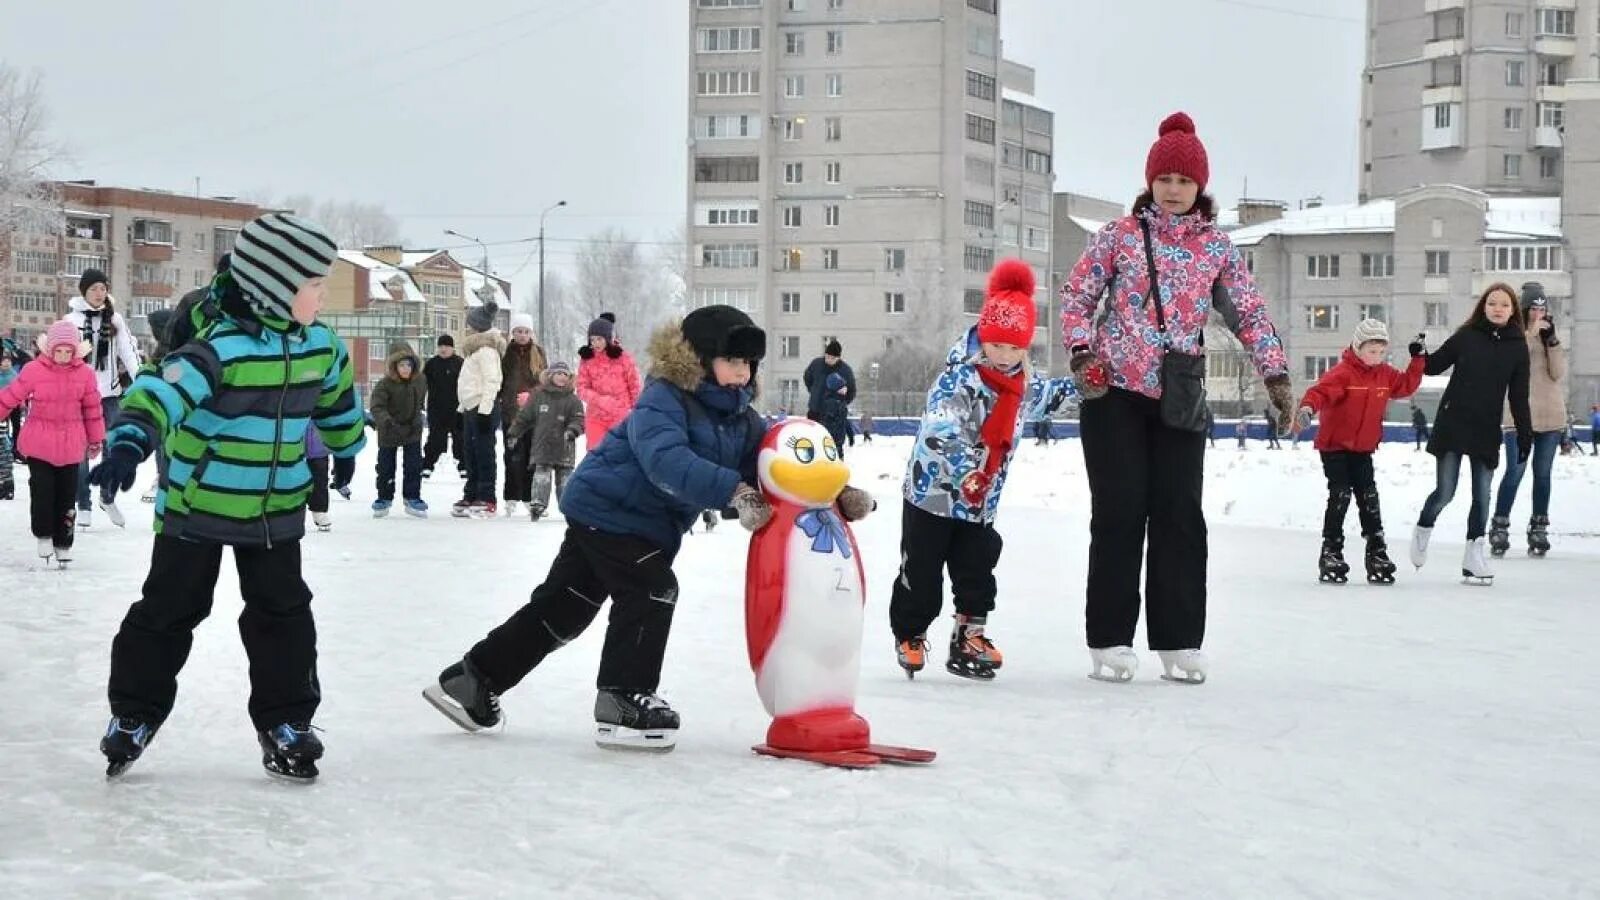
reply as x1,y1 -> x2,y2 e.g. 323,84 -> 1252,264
902,327 -> 1075,524
1060,208 -> 1287,399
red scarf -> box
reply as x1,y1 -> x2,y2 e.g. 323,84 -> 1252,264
975,363 -> 1025,486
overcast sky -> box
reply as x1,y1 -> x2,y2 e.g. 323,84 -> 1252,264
3,0 -> 1364,303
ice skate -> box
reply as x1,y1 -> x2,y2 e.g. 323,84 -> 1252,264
1488,515 -> 1511,558
1461,537 -> 1493,585
53,544 -> 72,566
1089,646 -> 1138,683
450,499 -> 473,518
77,506 -> 90,529
258,722 -> 323,783
371,499 -> 390,518
311,511 -> 332,531
895,634 -> 929,679
36,538 -> 52,560
335,484 -> 352,500
101,716 -> 159,779
1527,515 -> 1550,558
1364,534 -> 1397,585
594,690 -> 678,752
945,614 -> 1000,681
1318,538 -> 1350,584
140,482 -> 158,503
420,466 -> 433,480
470,500 -> 498,519
97,497 -> 125,528
1158,649 -> 1208,684
503,500 -> 522,518
423,657 -> 501,732
528,503 -> 545,522
1409,525 -> 1432,569
404,498 -> 428,518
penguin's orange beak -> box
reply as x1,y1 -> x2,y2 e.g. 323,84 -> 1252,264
770,457 -> 849,505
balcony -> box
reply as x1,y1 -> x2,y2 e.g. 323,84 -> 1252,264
1421,105 -> 1463,151
1536,34 -> 1576,57
129,282 -> 173,299
1535,125 -> 1564,149
1423,0 -> 1464,9
1422,85 -> 1464,106
1538,84 -> 1568,104
131,242 -> 173,263
1423,37 -> 1464,60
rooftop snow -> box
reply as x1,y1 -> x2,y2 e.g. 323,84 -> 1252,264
1226,196 -> 1561,247
338,250 -> 426,304
1067,216 -> 1107,234
1001,86 -> 1041,107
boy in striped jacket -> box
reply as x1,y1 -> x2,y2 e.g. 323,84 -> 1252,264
88,214 -> 366,782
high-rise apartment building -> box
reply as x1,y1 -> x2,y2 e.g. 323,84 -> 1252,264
685,0 -> 1056,413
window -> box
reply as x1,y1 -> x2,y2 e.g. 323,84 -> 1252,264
965,113 -> 995,144
963,289 -> 985,315
1507,12 -> 1524,36
1540,155 -> 1561,179
884,292 -> 906,314
1537,8 -> 1576,36
1505,107 -> 1524,130
1001,141 -> 1022,168
822,248 -> 838,270
420,281 -> 462,300
700,243 -> 760,268
1426,250 -> 1450,276
1304,305 -> 1341,331
824,117 -> 841,141
10,291 -> 56,313
824,205 -> 840,227
698,27 -> 761,53
1539,61 -> 1565,86
964,245 -> 994,273
825,161 -> 841,183
1306,255 -> 1341,279
1303,356 -> 1341,380
698,0 -> 760,6
1425,301 -> 1450,327
787,0 -> 807,9
967,0 -> 996,11
1024,149 -> 1051,175
1023,188 -> 1050,215
826,73 -> 842,97
131,219 -> 172,244
701,205 -> 759,226
1359,303 -> 1387,323
1243,250 -> 1255,273
194,270 -> 205,287
782,118 -> 804,141
369,340 -> 388,361
965,155 -> 994,185
1024,227 -> 1047,251
828,0 -> 843,9
1505,153 -> 1523,179
695,114 -> 760,139
782,248 -> 803,271
1002,101 -> 1022,128
193,232 -> 206,253
697,70 -> 761,96
826,30 -> 843,54
1000,222 -> 1020,246
1539,101 -> 1565,129
1024,107 -> 1053,135
823,291 -> 839,314
1433,103 -> 1453,129
1431,58 -> 1461,87
785,32 -> 805,56
693,287 -> 757,311
966,70 -> 996,101
785,75 -> 805,98
781,292 -> 801,314
213,228 -> 239,255
64,254 -> 108,277
967,22 -> 996,55
782,205 -> 803,228
779,378 -> 803,410
780,336 -> 801,359
784,162 -> 804,184
1484,244 -> 1562,271
964,200 -> 994,230
1433,9 -> 1463,38
1507,60 -> 1525,86
131,263 -> 177,286
696,156 -> 760,182
884,248 -> 906,271
1360,253 -> 1394,278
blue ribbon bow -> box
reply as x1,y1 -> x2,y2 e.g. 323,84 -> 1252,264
795,508 -> 852,559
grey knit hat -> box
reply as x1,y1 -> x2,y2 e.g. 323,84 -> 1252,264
1350,318 -> 1389,350
466,301 -> 498,333
229,213 -> 338,320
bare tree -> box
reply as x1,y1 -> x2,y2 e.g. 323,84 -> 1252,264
861,249 -> 963,416
574,227 -> 677,356
538,269 -> 589,361
250,191 -> 401,248
0,65 -> 65,312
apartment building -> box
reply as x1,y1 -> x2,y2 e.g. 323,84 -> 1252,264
685,0 -> 1057,412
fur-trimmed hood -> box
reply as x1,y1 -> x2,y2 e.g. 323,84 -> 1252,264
460,328 -> 507,357
644,318 -> 759,398
384,342 -> 421,380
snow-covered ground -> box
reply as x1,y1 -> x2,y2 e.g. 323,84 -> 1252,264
3,438 -> 1598,898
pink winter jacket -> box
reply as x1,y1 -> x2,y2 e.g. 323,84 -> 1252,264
0,357 -> 106,466
1060,208 -> 1287,399
576,345 -> 642,450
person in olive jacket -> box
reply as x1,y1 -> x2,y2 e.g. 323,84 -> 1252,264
505,360 -> 584,521
1409,283 -> 1532,581
368,341 -> 429,517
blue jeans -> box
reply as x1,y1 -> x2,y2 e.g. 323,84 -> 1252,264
1418,451 -> 1494,539
1493,431 -> 1560,519
375,442 -> 423,503
79,396 -> 123,509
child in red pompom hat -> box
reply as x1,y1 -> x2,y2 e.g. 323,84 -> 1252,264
889,258 -> 1075,682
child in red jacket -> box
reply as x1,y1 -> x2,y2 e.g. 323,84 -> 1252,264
1297,320 -> 1425,584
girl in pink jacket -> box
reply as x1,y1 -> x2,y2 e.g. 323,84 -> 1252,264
0,319 -> 107,562
576,313 -> 642,451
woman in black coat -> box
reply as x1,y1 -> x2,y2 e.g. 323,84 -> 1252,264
1410,282 -> 1532,581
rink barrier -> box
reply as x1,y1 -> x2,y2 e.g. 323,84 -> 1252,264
845,418 -> 1597,444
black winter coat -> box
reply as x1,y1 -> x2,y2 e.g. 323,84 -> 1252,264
1425,319 -> 1531,469
423,354 -> 464,414
802,357 -> 855,418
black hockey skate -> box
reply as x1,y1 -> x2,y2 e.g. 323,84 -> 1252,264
423,656 -> 502,732
258,722 -> 323,783
1528,515 -> 1551,557
1488,515 -> 1511,558
1318,538 -> 1350,584
101,716 -> 159,779
1364,534 -> 1397,585
594,690 -> 679,752
945,614 -> 1000,681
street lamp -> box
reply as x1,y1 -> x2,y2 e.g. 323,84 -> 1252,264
538,200 -> 568,339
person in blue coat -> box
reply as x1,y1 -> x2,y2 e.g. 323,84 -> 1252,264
423,305 -> 877,751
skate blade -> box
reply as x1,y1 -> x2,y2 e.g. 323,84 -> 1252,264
595,724 -> 677,752
105,759 -> 135,780
1366,576 -> 1396,585
1161,671 -> 1207,685
1087,670 -> 1135,683
753,744 -> 879,768
1461,575 -> 1494,586
263,762 -> 318,784
1319,575 -> 1349,585
421,685 -> 487,733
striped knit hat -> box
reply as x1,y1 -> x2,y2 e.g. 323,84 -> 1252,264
229,213 -> 338,320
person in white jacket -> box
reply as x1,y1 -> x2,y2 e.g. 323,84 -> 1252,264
452,301 -> 506,518
65,269 -> 142,528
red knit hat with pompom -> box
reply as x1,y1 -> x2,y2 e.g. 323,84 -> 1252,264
977,259 -> 1037,348
1145,112 -> 1210,192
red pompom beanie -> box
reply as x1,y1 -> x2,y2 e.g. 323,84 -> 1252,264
976,259 -> 1037,347
1145,112 -> 1210,193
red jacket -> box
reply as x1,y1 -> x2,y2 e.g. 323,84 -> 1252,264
1300,348 -> 1425,453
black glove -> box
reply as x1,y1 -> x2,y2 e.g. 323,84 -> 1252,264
1540,320 -> 1559,347
1516,430 -> 1534,465
1408,333 -> 1426,358
88,442 -> 142,494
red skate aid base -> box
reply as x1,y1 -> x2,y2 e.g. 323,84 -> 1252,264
754,708 -> 935,768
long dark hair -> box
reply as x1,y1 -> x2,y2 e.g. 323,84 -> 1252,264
1463,282 -> 1521,333
1132,190 -> 1218,222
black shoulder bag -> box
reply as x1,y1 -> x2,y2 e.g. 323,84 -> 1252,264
1138,217 -> 1209,433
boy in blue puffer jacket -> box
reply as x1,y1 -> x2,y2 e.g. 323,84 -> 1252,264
424,305 -> 875,751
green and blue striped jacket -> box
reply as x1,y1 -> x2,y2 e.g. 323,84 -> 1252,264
107,285 -> 366,546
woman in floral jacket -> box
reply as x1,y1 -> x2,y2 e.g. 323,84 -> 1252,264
1060,112 -> 1294,685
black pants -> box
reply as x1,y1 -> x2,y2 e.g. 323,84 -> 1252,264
1080,389 -> 1207,651
469,525 -> 679,694
375,442 -> 422,502
331,455 -> 355,492
1320,451 -> 1383,542
888,500 -> 1003,640
461,411 -> 499,503
108,536 -> 319,730
503,427 -> 532,503
28,459 -> 78,546
423,408 -> 463,470
307,457 -> 330,514
78,396 -> 121,509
